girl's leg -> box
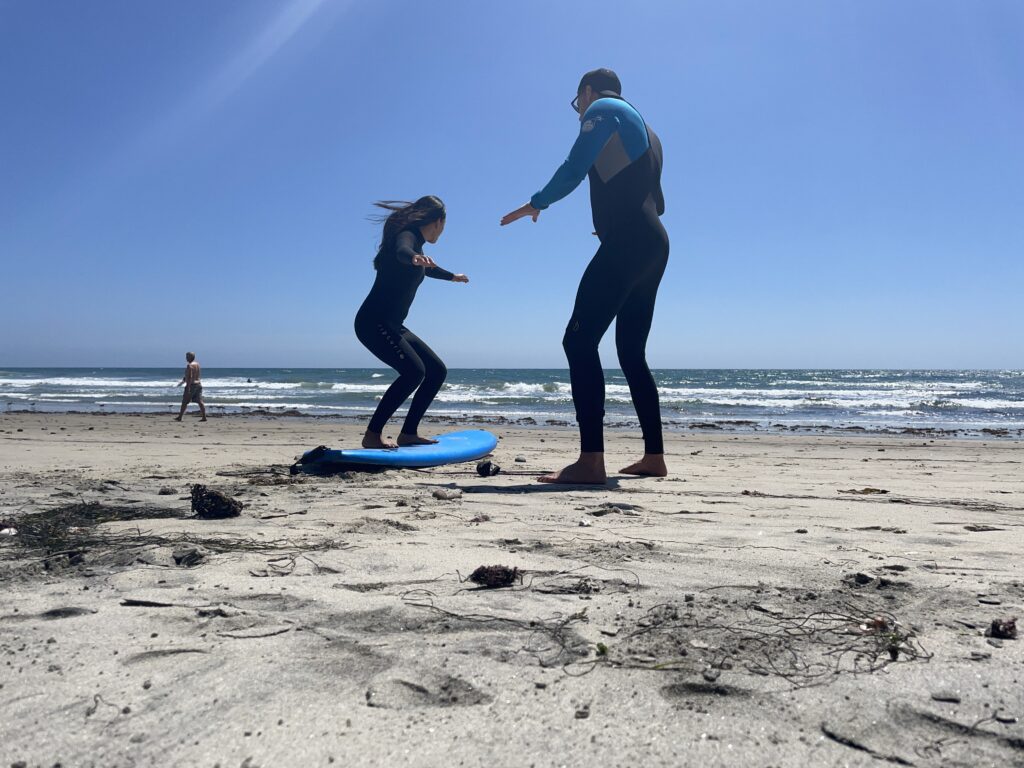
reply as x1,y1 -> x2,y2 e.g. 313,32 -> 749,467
398,329 -> 447,440
355,318 -> 426,442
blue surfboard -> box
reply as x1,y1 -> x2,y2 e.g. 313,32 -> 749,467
296,429 -> 497,470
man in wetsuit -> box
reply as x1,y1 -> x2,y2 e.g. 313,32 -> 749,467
501,68 -> 669,484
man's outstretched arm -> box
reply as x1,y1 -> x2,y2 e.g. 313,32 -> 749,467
530,110 -> 616,211
501,104 -> 617,226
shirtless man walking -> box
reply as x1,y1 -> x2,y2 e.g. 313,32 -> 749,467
175,351 -> 207,421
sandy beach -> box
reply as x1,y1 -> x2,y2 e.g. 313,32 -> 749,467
1,412 -> 1022,767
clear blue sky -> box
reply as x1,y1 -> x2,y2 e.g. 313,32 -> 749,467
2,0 -> 1022,369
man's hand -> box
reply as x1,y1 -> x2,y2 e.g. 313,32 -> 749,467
452,274 -> 469,283
500,203 -> 540,226
412,254 -> 437,268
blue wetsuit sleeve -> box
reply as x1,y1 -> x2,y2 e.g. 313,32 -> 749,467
529,110 -> 617,210
394,230 -> 418,265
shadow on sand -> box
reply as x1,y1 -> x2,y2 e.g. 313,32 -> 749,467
458,479 -> 621,494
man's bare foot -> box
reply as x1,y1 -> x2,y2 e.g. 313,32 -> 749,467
200,417 -> 207,422
620,454 -> 668,477
538,453 -> 607,485
174,416 -> 182,422
362,431 -> 397,449
397,433 -> 439,446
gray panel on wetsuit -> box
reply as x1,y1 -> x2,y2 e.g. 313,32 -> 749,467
593,132 -> 633,183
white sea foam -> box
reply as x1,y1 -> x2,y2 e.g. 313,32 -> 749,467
946,398 -> 1023,411
97,400 -> 360,412
427,407 -> 577,420
773,379 -> 988,391
330,383 -> 390,392
0,377 -> 299,390
435,384 -> 573,402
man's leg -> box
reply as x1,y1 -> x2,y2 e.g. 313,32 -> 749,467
399,330 -> 447,444
540,239 -> 637,484
616,248 -> 669,476
175,393 -> 188,421
198,395 -> 207,422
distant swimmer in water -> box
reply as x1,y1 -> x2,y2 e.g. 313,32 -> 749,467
175,351 -> 207,422
501,69 -> 670,484
246,378 -> 252,383
354,196 -> 469,449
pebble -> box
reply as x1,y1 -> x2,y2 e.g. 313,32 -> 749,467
431,488 -> 462,501
930,690 -> 961,703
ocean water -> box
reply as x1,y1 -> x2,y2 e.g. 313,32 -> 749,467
1,368 -> 1022,436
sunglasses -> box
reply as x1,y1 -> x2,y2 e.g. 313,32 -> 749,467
571,94 -> 581,113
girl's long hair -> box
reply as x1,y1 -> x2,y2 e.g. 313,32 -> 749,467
372,195 -> 446,269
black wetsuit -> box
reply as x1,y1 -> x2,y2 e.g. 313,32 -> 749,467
530,98 -> 669,454
354,228 -> 454,435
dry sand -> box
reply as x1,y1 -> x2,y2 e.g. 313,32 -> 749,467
1,412 -> 1022,767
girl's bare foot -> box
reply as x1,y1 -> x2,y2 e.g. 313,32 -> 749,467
362,430 -> 397,449
397,433 -> 439,446
620,454 -> 668,477
538,452 -> 607,485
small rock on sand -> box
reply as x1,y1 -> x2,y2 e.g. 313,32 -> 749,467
432,488 -> 463,501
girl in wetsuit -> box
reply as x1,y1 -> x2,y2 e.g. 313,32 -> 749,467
354,196 -> 469,449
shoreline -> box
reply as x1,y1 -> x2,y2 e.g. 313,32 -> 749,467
3,406 -> 1022,441
4,368 -> 1022,444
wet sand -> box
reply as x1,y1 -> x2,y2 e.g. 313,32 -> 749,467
1,412 -> 1022,767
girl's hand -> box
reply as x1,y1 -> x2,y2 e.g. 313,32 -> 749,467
412,254 -> 437,268
500,203 -> 540,226
452,274 -> 469,283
